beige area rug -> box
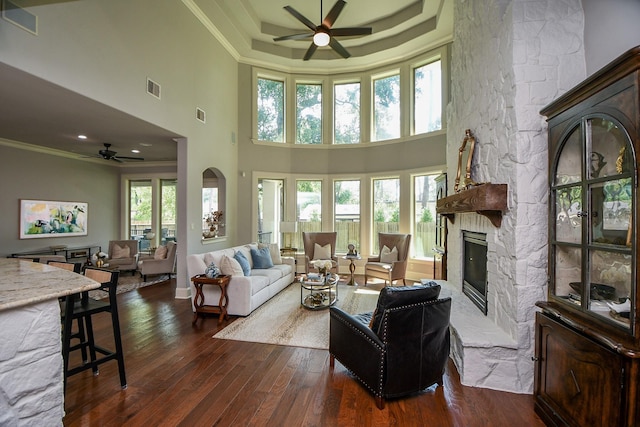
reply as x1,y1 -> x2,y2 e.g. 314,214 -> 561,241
89,274 -> 171,299
212,282 -> 381,350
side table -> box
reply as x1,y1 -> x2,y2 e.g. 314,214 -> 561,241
343,255 -> 361,286
191,274 -> 231,324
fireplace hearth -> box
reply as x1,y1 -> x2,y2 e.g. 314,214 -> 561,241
462,231 -> 488,315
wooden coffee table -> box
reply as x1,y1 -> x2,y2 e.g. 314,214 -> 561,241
191,274 -> 231,324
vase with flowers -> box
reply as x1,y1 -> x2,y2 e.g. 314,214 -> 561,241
312,259 -> 333,282
203,210 -> 224,238
91,251 -> 108,267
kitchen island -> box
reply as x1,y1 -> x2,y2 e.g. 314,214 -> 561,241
0,258 -> 99,426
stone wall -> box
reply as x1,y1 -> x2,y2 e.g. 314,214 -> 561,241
0,300 -> 64,425
445,0 -> 586,393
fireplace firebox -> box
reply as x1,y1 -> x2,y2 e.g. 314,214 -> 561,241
462,231 -> 488,315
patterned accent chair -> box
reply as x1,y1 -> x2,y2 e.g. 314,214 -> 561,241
364,233 -> 411,286
329,282 -> 451,409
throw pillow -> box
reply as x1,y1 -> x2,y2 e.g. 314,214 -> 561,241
258,243 -> 282,265
313,243 -> 332,260
268,243 -> 283,265
220,254 -> 244,277
380,245 -> 398,263
112,244 -> 130,259
234,251 -> 251,276
154,245 -> 168,260
250,246 -> 274,269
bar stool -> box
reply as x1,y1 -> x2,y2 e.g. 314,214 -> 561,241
61,267 -> 127,392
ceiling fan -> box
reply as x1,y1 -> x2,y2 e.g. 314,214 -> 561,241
95,143 -> 144,162
274,0 -> 372,60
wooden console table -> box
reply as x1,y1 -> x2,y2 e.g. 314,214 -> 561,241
436,183 -> 507,227
191,274 -> 231,324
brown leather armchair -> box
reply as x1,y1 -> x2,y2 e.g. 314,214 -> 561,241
302,232 -> 338,274
329,283 -> 451,409
365,233 -> 411,286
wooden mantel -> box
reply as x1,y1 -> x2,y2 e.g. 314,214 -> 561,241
436,183 -> 508,227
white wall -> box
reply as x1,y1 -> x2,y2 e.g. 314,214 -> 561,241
0,0 -> 239,295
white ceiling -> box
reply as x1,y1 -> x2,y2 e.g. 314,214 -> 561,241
0,0 -> 453,164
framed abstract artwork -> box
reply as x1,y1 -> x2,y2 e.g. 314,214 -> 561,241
19,199 -> 88,239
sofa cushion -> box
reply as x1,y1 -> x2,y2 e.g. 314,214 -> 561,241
380,245 -> 398,263
234,251 -> 251,276
220,254 -> 244,277
154,245 -> 168,260
250,275 -> 270,295
112,244 -> 130,259
369,282 -> 441,336
250,246 -> 274,269
313,243 -> 332,260
250,268 -> 283,283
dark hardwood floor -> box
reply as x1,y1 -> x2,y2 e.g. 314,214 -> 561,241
63,277 -> 545,427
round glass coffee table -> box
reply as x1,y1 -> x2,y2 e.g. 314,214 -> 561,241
300,273 -> 339,310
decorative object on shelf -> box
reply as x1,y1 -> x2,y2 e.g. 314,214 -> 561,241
91,251 -> 108,267
203,210 -> 224,238
19,199 -> 88,239
590,151 -> 607,178
347,243 -> 358,257
454,129 -> 485,192
205,262 -> 221,279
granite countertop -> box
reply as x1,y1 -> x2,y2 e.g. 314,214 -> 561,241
0,258 -> 100,311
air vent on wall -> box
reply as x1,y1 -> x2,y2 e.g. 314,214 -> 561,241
146,78 -> 161,99
2,0 -> 37,35
196,107 -> 206,123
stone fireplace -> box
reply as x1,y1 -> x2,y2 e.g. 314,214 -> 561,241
443,0 -> 586,394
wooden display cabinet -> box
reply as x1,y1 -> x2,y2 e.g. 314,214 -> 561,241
536,46 -> 640,427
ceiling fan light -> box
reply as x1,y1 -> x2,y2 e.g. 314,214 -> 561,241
313,31 -> 330,47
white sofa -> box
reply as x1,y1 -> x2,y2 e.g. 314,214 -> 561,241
186,243 -> 295,316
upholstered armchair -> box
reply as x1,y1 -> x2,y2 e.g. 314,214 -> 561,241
107,240 -> 139,274
302,232 -> 338,274
329,283 -> 451,409
364,233 -> 411,286
138,241 -> 177,281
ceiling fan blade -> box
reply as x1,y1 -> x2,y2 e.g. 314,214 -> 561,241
274,32 -> 314,42
303,43 -> 318,61
329,37 -> 350,59
114,156 -> 144,161
330,27 -> 372,37
284,6 -> 317,31
111,157 -> 124,163
322,0 -> 346,29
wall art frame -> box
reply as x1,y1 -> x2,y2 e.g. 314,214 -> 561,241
20,199 -> 88,239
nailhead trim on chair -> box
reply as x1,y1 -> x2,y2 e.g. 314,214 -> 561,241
330,313 -> 385,398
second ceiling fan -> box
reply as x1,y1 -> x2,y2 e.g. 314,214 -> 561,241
274,0 -> 372,60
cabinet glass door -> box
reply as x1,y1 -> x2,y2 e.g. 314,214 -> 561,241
551,116 -> 635,330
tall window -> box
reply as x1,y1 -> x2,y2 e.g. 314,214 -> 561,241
129,180 -> 152,241
373,73 -> 400,141
372,177 -> 400,250
414,60 -> 442,134
160,179 -> 177,245
334,180 -> 360,253
334,82 -> 360,144
413,174 -> 437,259
297,180 -> 322,244
257,77 -> 284,142
296,83 -> 322,144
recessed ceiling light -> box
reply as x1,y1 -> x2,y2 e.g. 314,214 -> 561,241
78,134 -> 87,140
131,149 -> 140,154
140,143 -> 152,147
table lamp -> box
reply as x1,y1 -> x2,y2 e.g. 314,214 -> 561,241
280,221 -> 297,249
